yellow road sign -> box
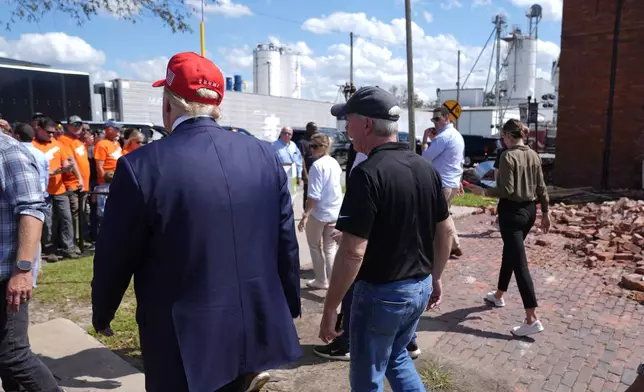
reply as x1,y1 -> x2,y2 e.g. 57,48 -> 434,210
442,100 -> 462,122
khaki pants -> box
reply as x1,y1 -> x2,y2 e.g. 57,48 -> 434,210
305,216 -> 338,285
443,188 -> 461,251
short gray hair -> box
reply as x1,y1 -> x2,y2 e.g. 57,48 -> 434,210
357,114 -> 398,137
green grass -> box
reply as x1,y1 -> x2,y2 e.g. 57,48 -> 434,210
451,189 -> 496,208
419,360 -> 454,391
36,257 -> 142,368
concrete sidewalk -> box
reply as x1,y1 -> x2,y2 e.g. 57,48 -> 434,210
12,319 -> 145,392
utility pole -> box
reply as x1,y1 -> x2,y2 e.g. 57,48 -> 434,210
266,61 -> 272,96
199,0 -> 205,56
350,32 -> 354,90
456,49 -> 460,129
404,0 -> 416,151
494,15 -> 505,131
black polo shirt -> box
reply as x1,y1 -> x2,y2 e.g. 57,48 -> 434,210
335,142 -> 449,284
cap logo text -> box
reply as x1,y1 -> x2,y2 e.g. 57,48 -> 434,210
198,78 -> 221,89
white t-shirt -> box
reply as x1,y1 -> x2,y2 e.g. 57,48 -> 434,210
351,152 -> 368,174
307,155 -> 343,223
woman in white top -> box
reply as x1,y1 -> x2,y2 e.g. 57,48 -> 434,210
297,133 -> 343,289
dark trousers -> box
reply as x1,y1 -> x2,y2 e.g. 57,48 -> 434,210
89,198 -> 99,242
302,182 -> 308,210
0,282 -> 61,392
497,199 -> 538,309
335,283 -> 355,348
46,194 -> 75,253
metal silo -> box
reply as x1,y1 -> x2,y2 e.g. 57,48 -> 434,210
280,49 -> 302,99
253,43 -> 281,96
503,28 -> 537,103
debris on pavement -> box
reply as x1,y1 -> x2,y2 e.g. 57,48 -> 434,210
548,197 -> 644,296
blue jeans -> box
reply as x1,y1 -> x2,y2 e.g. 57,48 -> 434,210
350,275 -> 432,392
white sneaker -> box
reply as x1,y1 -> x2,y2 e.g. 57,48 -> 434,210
245,371 -> 270,392
306,279 -> 329,290
511,320 -> 544,337
484,292 -> 506,307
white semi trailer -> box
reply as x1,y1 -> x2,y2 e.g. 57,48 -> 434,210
93,79 -> 337,141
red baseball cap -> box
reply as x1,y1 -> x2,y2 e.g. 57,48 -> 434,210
152,52 -> 225,106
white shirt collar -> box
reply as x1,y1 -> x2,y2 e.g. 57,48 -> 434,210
171,114 -> 214,131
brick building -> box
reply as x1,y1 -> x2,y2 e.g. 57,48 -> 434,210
555,0 -> 644,190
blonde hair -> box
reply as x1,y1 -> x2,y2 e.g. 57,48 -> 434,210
163,86 -> 221,119
311,133 -> 332,155
128,130 -> 144,142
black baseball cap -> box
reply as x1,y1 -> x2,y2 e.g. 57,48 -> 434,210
331,86 -> 401,121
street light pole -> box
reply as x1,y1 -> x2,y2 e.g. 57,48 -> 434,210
404,0 -> 416,151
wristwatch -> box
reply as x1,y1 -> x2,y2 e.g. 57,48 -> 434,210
15,260 -> 33,272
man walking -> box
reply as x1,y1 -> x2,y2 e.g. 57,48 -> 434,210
298,121 -> 319,210
272,126 -> 302,200
0,132 -> 63,392
422,106 -> 465,257
319,87 -> 453,391
92,52 -> 301,392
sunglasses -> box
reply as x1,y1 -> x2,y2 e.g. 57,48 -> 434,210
311,144 -> 323,149
431,117 -> 442,122
281,132 -> 293,136
71,122 -> 83,127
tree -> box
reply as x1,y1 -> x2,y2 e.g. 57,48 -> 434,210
388,84 -> 425,109
3,0 -> 195,33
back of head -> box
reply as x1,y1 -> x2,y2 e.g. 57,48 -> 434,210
502,119 -> 527,139
152,52 -> 226,129
14,123 -> 35,142
306,121 -> 318,134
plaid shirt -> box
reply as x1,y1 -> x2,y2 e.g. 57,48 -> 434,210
0,133 -> 47,281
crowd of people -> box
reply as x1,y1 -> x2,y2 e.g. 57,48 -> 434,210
1,50 -> 642,392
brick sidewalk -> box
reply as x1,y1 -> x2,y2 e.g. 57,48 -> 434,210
416,214 -> 644,392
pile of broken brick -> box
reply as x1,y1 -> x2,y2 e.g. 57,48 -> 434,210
475,197 -> 644,295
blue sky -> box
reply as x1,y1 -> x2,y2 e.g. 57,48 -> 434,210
0,0 -> 562,101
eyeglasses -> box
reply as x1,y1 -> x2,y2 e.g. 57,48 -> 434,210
281,132 -> 293,137
431,117 -> 442,122
311,144 -> 323,149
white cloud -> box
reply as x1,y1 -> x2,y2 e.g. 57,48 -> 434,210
219,46 -> 253,69
509,0 -> 563,21
288,12 -> 560,102
118,56 -> 169,82
186,0 -> 252,18
0,32 -> 118,84
423,11 -> 433,22
441,0 -> 463,10
472,0 -> 492,6
302,12 -> 425,45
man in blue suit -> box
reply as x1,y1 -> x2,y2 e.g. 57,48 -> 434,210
91,52 -> 302,392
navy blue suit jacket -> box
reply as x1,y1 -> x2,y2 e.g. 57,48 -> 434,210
91,118 -> 302,392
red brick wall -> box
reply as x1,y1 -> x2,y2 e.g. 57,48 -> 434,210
554,0 -> 644,189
